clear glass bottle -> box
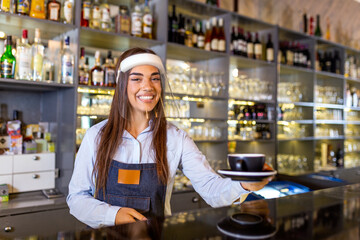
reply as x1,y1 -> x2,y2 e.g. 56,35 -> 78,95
103,51 -> 116,87
42,48 -> 55,82
16,29 -> 32,80
60,36 -> 74,84
90,0 -> 101,30
131,0 -> 142,37
0,35 -> 16,79
142,0 -> 153,39
91,50 -> 104,86
100,0 -> 111,32
78,47 -> 86,85
31,28 -> 44,81
62,0 -> 73,24
29,0 -> 45,19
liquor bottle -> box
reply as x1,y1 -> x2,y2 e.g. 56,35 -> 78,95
335,147 -> 344,168
177,14 -> 185,45
0,104 -> 10,151
303,13 -> 307,34
81,0 -> 91,27
217,18 -> 226,52
131,0 -> 142,37
31,28 -> 44,81
142,0 -> 153,39
192,19 -> 198,48
238,28 -> 246,56
254,32 -> 262,60
246,32 -> 253,58
266,33 -> 274,62
103,51 -> 116,87
116,6 -> 130,34
62,0 -> 73,24
60,36 -> 74,84
16,29 -> 32,80
168,5 -> 178,43
78,47 -> 86,85
325,18 -> 330,41
29,0 -> 45,19
204,20 -> 211,51
79,54 -> 89,86
309,16 -> 314,35
91,51 -> 104,86
90,0 -> 101,30
197,21 -> 205,49
0,36 -> 16,78
42,48 -> 54,82
230,26 -> 237,54
0,0 -> 11,12
314,14 -> 322,37
333,51 -> 341,74
100,0 -> 111,32
17,0 -> 30,15
47,0 -> 61,22
184,18 -> 193,47
210,17 -> 218,51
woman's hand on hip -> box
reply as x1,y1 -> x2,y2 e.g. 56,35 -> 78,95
115,207 -> 147,225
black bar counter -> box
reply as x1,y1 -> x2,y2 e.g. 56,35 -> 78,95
9,183 -> 360,239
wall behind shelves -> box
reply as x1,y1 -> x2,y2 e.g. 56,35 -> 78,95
198,0 -> 360,50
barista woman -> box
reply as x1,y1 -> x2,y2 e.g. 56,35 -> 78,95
67,48 -> 272,228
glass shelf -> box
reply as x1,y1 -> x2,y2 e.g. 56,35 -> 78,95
345,121 -> 360,125
280,64 -> 314,74
166,42 -> 227,62
277,120 -> 314,125
165,92 -> 227,101
278,137 -> 315,141
345,106 -> 360,111
345,136 -> 360,140
315,120 -> 345,124
0,11 -> 75,39
77,86 -> 115,95
345,76 -> 360,84
0,78 -> 74,91
314,136 -> 345,140
278,102 -> 314,107
80,27 -> 163,51
230,54 -> 275,69
315,103 -> 345,109
315,70 -> 344,80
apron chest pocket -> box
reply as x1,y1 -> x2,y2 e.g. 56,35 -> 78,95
107,194 -> 150,213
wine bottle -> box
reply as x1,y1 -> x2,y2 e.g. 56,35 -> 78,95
217,18 -> 226,52
168,5 -> 178,43
314,14 -> 322,37
204,20 -> 211,51
246,32 -> 253,59
266,33 -> 274,62
197,21 -> 205,49
210,17 -> 218,51
254,32 -> 262,60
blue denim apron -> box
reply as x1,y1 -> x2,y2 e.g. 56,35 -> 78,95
96,161 -> 167,218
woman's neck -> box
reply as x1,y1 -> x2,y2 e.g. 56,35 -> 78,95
126,111 -> 150,138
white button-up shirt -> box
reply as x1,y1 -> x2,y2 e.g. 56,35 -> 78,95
67,120 -> 249,228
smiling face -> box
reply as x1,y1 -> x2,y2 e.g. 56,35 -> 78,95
127,65 -> 162,117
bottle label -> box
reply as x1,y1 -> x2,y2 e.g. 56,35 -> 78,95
64,1 -> 73,23
204,42 -> 211,51
1,60 -> 14,77
143,13 -> 152,34
192,33 -> 198,45
218,39 -> 226,52
211,39 -> 218,51
30,0 -> 45,15
18,52 -> 32,77
120,17 -> 130,33
1,0 -> 10,11
17,0 -> 30,13
49,4 -> 59,21
61,55 -> 73,78
197,36 -> 205,48
255,44 -> 262,55
92,7 -> 101,20
92,71 -> 104,84
247,43 -> 253,54
101,8 -> 110,22
131,13 -> 142,35
83,2 -> 91,20
266,48 -> 274,62
106,69 -> 116,84
33,54 -> 43,74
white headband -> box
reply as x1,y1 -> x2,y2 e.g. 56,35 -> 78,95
119,53 -> 165,75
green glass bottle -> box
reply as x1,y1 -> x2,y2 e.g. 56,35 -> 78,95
1,36 -> 16,79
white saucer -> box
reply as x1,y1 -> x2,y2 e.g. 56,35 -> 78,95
218,169 -> 277,177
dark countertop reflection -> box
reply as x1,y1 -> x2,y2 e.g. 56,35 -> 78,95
24,183 -> 360,239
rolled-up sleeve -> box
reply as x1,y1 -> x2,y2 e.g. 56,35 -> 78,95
179,131 -> 250,208
66,128 -> 120,228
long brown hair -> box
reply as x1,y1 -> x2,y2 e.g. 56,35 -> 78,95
93,48 -> 168,197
